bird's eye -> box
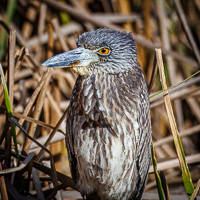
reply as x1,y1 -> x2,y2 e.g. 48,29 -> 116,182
97,48 -> 110,55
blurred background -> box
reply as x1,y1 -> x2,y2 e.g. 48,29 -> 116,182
0,0 -> 200,199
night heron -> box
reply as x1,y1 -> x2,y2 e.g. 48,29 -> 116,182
43,29 -> 152,200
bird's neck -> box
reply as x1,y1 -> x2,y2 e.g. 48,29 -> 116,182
72,70 -> 144,125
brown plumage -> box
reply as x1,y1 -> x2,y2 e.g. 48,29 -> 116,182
43,29 -> 152,200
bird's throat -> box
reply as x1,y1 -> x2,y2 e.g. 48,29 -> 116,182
71,66 -> 90,76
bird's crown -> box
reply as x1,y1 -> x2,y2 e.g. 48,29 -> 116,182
43,29 -> 139,75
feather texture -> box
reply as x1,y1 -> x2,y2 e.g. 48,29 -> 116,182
66,67 -> 152,200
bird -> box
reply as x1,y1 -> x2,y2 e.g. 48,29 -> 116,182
42,29 -> 152,200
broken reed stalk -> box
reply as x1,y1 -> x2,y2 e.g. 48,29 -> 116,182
8,28 -> 16,107
16,70 -> 52,135
23,70 -> 53,152
37,105 -> 69,160
155,48 -> 194,197
191,179 -> 200,200
0,164 -> 8,200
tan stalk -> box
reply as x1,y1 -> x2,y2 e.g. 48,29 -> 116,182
156,48 -> 194,197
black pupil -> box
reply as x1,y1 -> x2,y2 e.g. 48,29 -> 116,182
101,49 -> 106,53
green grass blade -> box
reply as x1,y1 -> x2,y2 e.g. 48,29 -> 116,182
11,123 -> 18,156
59,0 -> 70,24
0,63 -> 18,155
177,136 -> 194,196
151,145 -> 166,200
0,65 -> 12,115
149,69 -> 200,100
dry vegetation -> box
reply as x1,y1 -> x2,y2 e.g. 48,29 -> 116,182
0,0 -> 200,199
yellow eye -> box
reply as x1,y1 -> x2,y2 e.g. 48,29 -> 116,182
97,48 -> 110,55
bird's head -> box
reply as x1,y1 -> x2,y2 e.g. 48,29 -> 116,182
42,29 -> 138,75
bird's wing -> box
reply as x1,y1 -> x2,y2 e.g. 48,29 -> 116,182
65,112 -> 79,182
97,70 -> 152,197
65,76 -> 85,183
125,70 -> 152,198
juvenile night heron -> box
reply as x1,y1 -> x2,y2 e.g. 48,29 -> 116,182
43,29 -> 152,200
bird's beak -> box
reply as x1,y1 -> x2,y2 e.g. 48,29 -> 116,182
42,47 -> 99,69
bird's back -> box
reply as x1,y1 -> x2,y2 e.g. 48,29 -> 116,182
66,68 -> 152,200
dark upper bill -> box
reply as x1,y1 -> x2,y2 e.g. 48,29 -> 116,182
42,47 -> 98,68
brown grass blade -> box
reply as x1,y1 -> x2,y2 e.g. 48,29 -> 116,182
191,179 -> 200,200
155,48 -> 194,196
